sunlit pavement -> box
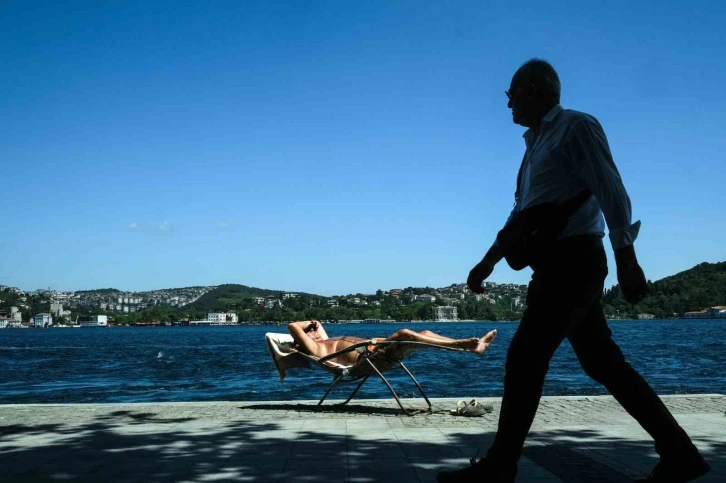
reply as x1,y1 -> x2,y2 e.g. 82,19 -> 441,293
1,395 -> 724,482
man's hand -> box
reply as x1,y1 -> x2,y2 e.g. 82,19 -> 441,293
467,244 -> 503,294
468,259 -> 495,294
615,245 -> 649,304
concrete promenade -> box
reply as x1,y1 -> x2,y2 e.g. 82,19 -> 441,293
1,395 -> 724,482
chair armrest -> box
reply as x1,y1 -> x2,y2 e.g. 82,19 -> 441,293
371,341 -> 466,351
318,340 -> 466,365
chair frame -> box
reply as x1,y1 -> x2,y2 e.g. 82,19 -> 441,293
290,339 -> 465,416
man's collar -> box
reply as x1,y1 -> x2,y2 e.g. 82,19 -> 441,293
542,103 -> 562,123
522,104 -> 563,141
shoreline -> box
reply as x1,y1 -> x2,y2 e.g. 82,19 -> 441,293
4,317 -> 726,329
3,392 -> 723,408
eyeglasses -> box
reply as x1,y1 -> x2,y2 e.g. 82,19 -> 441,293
505,87 -> 522,100
506,85 -> 535,100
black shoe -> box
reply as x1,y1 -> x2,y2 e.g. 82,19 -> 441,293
635,453 -> 710,482
436,456 -> 514,483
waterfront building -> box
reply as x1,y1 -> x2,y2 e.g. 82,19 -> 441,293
10,306 -> 22,322
33,313 -> 53,328
189,313 -> 238,326
683,305 -> 726,319
433,306 -> 458,322
684,310 -> 708,319
208,312 -> 238,323
683,307 -> 726,319
78,315 -> 108,327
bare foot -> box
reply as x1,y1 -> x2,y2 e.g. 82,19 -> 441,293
473,329 -> 497,355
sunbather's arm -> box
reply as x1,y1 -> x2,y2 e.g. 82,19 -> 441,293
288,321 -> 322,357
288,319 -> 328,339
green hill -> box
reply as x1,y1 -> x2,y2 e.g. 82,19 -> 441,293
181,284 -> 322,312
603,261 -> 726,318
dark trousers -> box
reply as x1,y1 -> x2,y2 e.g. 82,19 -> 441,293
487,235 -> 697,475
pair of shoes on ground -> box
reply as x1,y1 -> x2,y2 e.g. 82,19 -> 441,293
450,399 -> 493,417
436,451 -> 711,483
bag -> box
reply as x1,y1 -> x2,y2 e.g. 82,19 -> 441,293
497,190 -> 592,271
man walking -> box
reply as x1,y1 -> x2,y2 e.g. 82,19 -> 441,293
437,59 -> 710,483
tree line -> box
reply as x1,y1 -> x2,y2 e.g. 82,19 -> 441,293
603,261 -> 725,318
102,295 -> 522,324
4,261 -> 722,324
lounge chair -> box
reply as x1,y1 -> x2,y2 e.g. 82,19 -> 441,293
265,332 -> 467,415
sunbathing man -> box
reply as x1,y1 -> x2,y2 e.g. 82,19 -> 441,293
288,320 -> 497,366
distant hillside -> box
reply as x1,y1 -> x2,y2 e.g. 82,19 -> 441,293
76,286 -> 212,294
603,261 -> 726,317
75,288 -> 121,294
182,284 -> 319,312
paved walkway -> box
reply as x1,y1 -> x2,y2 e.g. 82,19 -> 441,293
1,395 -> 724,482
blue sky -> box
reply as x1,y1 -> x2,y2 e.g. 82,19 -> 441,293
2,1 -> 724,296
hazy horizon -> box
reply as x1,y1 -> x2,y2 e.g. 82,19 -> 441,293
5,258 -> 724,298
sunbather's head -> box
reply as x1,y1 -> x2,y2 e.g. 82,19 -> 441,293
304,320 -> 327,341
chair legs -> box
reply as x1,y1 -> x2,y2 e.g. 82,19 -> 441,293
364,359 -> 433,416
316,361 -> 433,416
318,374 -> 343,406
398,361 -> 432,411
318,375 -> 369,406
343,376 -> 369,404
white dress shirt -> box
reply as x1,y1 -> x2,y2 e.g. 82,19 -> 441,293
499,104 -> 640,251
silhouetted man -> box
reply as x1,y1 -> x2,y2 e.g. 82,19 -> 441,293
437,59 -> 710,483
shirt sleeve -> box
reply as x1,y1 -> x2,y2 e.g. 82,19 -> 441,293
492,207 -> 517,247
565,117 -> 641,250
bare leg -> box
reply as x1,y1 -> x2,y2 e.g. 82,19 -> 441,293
422,329 -> 498,354
474,330 -> 497,355
384,329 -> 497,355
418,330 -> 457,342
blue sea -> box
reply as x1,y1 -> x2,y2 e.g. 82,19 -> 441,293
0,320 -> 724,404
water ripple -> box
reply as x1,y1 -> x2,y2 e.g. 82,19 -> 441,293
0,320 -> 724,403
